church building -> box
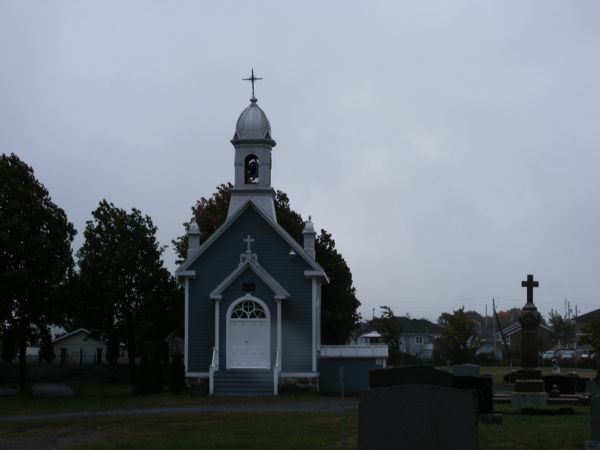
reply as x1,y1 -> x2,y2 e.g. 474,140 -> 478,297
176,78 -> 387,395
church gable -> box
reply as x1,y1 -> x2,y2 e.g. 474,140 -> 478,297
181,202 -> 321,284
209,260 -> 290,301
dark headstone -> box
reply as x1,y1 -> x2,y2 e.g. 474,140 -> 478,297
587,380 -> 600,396
358,385 -> 478,450
369,365 -> 454,389
543,375 -> 579,395
370,365 -> 493,414
454,375 -> 494,414
593,395 -> 600,441
453,364 -> 480,377
32,383 -> 75,397
0,386 -> 18,396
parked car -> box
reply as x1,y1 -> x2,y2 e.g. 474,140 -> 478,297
557,350 -> 576,361
542,350 -> 556,361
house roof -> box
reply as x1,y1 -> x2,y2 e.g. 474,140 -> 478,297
209,259 -> 291,300
575,308 -> 600,323
361,317 -> 442,336
398,317 -> 442,335
52,328 -> 93,344
176,200 -> 328,282
493,321 -> 553,339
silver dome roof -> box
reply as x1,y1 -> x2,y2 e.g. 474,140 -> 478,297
233,98 -> 275,143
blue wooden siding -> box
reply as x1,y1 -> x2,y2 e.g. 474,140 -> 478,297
187,205 -> 315,374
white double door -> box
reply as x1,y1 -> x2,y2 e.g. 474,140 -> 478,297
228,319 -> 269,369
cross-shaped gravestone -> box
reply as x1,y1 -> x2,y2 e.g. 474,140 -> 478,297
244,235 -> 255,253
521,274 -> 539,305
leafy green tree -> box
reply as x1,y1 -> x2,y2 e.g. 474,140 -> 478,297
0,153 -> 76,390
579,318 -> 600,377
173,183 -> 361,344
77,200 -> 179,383
371,306 -> 403,365
548,309 -> 576,348
434,307 -> 482,364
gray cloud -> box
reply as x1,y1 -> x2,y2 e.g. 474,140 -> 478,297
1,1 -> 598,321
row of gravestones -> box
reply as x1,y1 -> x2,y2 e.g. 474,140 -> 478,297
357,364 -> 599,450
369,364 -> 494,414
503,370 -> 588,395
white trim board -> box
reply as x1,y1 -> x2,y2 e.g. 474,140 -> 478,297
186,372 -> 209,378
280,372 -> 319,378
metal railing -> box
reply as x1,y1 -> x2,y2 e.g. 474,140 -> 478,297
209,346 -> 218,395
273,348 -> 281,396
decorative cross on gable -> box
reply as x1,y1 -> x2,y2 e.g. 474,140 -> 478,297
244,235 -> 254,253
521,274 -> 539,304
240,235 -> 258,264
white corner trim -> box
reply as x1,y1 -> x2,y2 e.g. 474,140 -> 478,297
184,279 -> 189,372
186,372 -> 209,378
319,345 -> 389,358
312,278 -> 317,372
177,270 -> 196,278
280,372 -> 319,378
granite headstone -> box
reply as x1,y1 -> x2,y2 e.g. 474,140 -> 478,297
453,364 -> 480,377
358,384 -> 478,450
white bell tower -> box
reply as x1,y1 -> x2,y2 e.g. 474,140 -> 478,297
227,69 -> 277,221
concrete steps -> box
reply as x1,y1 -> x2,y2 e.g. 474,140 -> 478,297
213,370 -> 274,396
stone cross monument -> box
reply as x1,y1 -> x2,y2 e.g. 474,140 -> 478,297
519,274 -> 541,368
511,274 -> 548,407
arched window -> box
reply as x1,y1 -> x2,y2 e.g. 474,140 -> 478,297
244,155 -> 259,184
231,300 -> 266,319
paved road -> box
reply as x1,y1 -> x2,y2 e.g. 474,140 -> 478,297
0,399 -> 358,422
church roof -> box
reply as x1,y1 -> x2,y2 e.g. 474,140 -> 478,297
232,98 -> 276,145
176,200 -> 328,281
209,259 -> 290,300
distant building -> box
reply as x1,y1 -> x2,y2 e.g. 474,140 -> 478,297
493,322 -> 554,354
356,317 -> 442,360
397,317 -> 442,359
52,328 -> 128,365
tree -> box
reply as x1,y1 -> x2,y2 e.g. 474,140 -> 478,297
579,319 -> 600,377
77,200 -> 178,383
371,306 -> 403,365
0,153 -> 76,390
173,183 -> 361,344
434,307 -> 482,364
548,309 -> 576,348
38,326 -> 55,363
169,350 -> 186,394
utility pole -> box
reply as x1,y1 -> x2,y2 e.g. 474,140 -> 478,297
492,299 -> 496,360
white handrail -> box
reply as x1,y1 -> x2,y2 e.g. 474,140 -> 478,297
273,348 -> 281,396
209,346 -> 217,395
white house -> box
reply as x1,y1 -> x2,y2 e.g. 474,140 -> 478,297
52,328 -> 128,365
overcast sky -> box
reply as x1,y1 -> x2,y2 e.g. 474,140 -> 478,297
1,1 -> 599,322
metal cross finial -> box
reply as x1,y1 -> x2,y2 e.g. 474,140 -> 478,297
243,235 -> 255,253
521,274 -> 539,304
243,68 -> 262,99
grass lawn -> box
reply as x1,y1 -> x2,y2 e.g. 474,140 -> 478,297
0,370 -> 595,449
0,383 -> 325,417
0,406 -> 592,450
